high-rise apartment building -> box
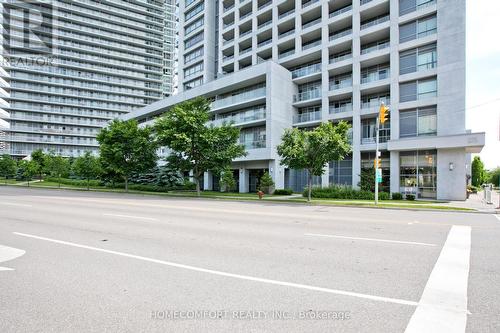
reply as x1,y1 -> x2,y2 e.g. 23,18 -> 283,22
163,0 -> 177,97
123,0 -> 485,200
0,0 -> 175,158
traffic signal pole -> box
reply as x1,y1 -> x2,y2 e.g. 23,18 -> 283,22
375,115 -> 380,205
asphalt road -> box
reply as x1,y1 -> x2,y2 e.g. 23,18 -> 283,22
0,186 -> 499,332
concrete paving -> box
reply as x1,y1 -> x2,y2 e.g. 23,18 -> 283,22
0,186 -> 499,332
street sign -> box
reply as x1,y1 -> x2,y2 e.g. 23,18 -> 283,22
376,168 -> 382,183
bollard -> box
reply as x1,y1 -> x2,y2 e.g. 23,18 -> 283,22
257,190 -> 264,200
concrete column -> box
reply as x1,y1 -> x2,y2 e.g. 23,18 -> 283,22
268,160 -> 285,190
321,164 -> 329,188
239,168 -> 249,193
390,151 -> 400,194
203,171 -> 213,191
351,3 -> 361,189
437,148 -> 467,200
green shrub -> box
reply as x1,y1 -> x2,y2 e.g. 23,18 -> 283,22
273,188 -> 293,195
303,185 -> 390,200
406,194 -> 416,201
391,192 -> 403,200
45,177 -> 102,187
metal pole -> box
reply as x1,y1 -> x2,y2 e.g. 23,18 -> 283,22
375,115 -> 379,205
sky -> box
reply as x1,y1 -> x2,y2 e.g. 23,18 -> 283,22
466,0 -> 500,169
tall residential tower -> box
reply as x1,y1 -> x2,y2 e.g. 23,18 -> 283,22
124,0 -> 485,200
0,0 -> 176,157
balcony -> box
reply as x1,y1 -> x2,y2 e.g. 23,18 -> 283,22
279,9 -> 295,20
223,4 -> 235,12
258,20 -> 273,30
361,98 -> 390,109
258,0 -> 272,10
361,66 -> 390,84
279,29 -> 295,39
241,140 -> 266,149
329,51 -> 352,64
212,87 -> 266,109
302,39 -> 322,51
257,39 -> 272,48
293,89 -> 321,103
329,76 -> 352,90
211,110 -> 266,126
400,0 -> 436,16
302,17 -> 321,30
329,28 -> 352,41
294,111 -> 321,124
360,15 -> 389,30
302,0 -> 320,9
279,49 -> 295,59
361,40 -> 390,55
329,103 -> 353,114
329,5 -> 352,18
291,63 -> 321,79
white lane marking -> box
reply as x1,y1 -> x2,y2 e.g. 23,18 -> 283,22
0,244 -> 26,271
102,213 -> 158,221
305,233 -> 436,247
404,225 -> 471,333
0,202 -> 32,207
13,231 -> 418,307
494,214 -> 500,222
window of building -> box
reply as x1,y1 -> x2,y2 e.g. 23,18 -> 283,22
361,118 -> 391,144
185,32 -> 204,49
185,2 -> 204,21
361,152 -> 390,192
400,44 -> 437,75
399,150 -> 437,198
399,0 -> 436,16
399,106 -> 437,137
399,15 -> 437,43
329,155 -> 353,186
184,47 -> 204,64
400,77 -> 437,102
185,17 -> 204,35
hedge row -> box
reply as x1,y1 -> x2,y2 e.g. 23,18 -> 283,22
45,178 -> 196,192
303,185 -> 391,200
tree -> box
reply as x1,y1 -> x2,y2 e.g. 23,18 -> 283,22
471,156 -> 485,187
277,121 -> 351,202
44,152 -> 70,188
97,119 -> 158,192
154,97 -> 246,196
220,167 -> 236,192
72,152 -> 102,190
487,167 -> 500,187
0,154 -> 17,183
359,168 -> 375,192
18,160 -> 37,187
259,171 -> 275,194
30,149 -> 46,180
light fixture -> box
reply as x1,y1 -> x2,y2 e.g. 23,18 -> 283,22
449,162 -> 454,171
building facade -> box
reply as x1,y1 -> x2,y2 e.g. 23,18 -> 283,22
0,0 -> 175,158
124,0 -> 485,200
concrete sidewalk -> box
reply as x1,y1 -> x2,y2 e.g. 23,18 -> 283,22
445,191 -> 500,213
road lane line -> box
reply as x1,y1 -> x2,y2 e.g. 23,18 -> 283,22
102,213 -> 158,221
305,233 -> 437,247
494,214 -> 500,222
404,225 -> 471,333
0,202 -> 32,208
13,231 -> 419,307
0,244 -> 26,271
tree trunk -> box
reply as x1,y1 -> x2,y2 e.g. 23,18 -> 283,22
125,176 -> 129,192
87,178 -> 90,191
307,173 -> 312,202
196,177 -> 201,197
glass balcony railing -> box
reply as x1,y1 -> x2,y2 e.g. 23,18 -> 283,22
302,0 -> 320,8
361,99 -> 390,109
302,17 -> 321,30
211,110 -> 266,126
302,40 -> 322,51
293,89 -> 321,102
292,63 -> 321,79
212,87 -> 266,109
329,52 -> 352,64
361,40 -> 390,55
279,9 -> 295,20
361,67 -> 390,84
240,140 -> 266,149
293,111 -> 321,124
329,103 -> 353,114
329,28 -> 352,41
279,29 -> 295,39
279,49 -> 295,59
361,15 -> 390,30
329,77 -> 352,90
329,5 -> 352,18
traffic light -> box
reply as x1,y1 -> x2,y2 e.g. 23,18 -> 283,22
374,158 -> 381,169
379,104 -> 389,124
